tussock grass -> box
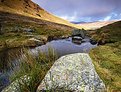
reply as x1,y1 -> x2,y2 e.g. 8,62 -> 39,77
89,21 -> 121,92
90,42 -> 121,92
8,48 -> 58,92
2,48 -> 78,92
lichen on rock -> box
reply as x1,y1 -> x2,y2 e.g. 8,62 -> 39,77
37,53 -> 105,92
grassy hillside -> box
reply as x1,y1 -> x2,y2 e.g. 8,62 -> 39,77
0,0 -> 81,29
89,21 -> 121,44
0,11 -> 75,52
0,0 -> 81,51
89,21 -> 121,91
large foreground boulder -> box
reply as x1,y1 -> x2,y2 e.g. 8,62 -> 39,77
37,53 -> 105,92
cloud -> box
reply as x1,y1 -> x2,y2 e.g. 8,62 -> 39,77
103,16 -> 112,21
32,0 -> 121,22
60,16 -> 76,22
99,12 -> 121,21
59,12 -> 78,21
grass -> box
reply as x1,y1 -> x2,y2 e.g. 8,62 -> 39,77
89,41 -> 121,92
35,27 -> 71,37
2,48 -> 58,92
0,11 -> 74,91
0,19 -> 72,52
2,48 -> 77,92
89,21 -> 121,44
89,21 -> 121,91
0,35 -> 34,51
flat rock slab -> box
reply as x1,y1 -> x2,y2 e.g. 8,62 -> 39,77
38,53 -> 105,92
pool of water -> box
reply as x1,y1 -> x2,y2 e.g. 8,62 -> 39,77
31,37 -> 97,57
0,37 -> 97,90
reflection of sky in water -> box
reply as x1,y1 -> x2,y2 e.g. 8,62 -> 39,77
0,37 -> 97,89
31,38 -> 97,57
0,37 -> 96,72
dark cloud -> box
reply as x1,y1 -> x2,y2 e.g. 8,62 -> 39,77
32,0 -> 121,22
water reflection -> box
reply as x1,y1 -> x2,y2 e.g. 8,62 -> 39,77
0,37 -> 97,74
0,37 -> 97,90
0,48 -> 23,90
32,37 -> 97,57
0,48 -> 23,72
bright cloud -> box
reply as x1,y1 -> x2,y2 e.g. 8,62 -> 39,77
103,16 -> 112,21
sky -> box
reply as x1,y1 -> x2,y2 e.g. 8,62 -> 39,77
32,0 -> 121,22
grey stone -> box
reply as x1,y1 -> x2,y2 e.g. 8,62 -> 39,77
2,53 -> 105,92
2,75 -> 31,92
28,38 -> 44,46
72,29 -> 85,38
23,28 -> 34,33
37,53 -> 105,92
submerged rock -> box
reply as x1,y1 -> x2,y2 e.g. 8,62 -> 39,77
37,53 -> 105,92
72,29 -> 85,39
0,73 -> 10,92
90,39 -> 97,45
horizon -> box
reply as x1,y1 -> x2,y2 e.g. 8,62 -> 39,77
32,0 -> 121,22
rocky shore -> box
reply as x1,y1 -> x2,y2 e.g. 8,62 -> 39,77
0,34 -> 70,52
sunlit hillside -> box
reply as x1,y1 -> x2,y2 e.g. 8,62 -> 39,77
0,0 -> 81,29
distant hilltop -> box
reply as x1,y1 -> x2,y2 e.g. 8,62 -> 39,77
72,20 -> 118,30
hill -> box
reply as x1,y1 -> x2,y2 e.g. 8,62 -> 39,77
0,0 -> 80,29
90,21 -> 121,44
0,0 -> 82,51
0,11 -> 77,51
89,21 -> 121,91
78,20 -> 117,30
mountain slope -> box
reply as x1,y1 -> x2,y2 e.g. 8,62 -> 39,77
0,0 -> 80,29
89,21 -> 121,91
77,21 -> 117,30
89,21 -> 121,44
0,0 -> 80,52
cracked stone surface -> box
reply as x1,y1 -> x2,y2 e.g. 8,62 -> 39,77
37,53 -> 105,92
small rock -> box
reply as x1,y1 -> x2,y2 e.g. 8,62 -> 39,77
23,28 -> 34,33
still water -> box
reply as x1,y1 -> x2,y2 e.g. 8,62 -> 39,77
31,37 -> 96,56
0,37 -> 97,90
